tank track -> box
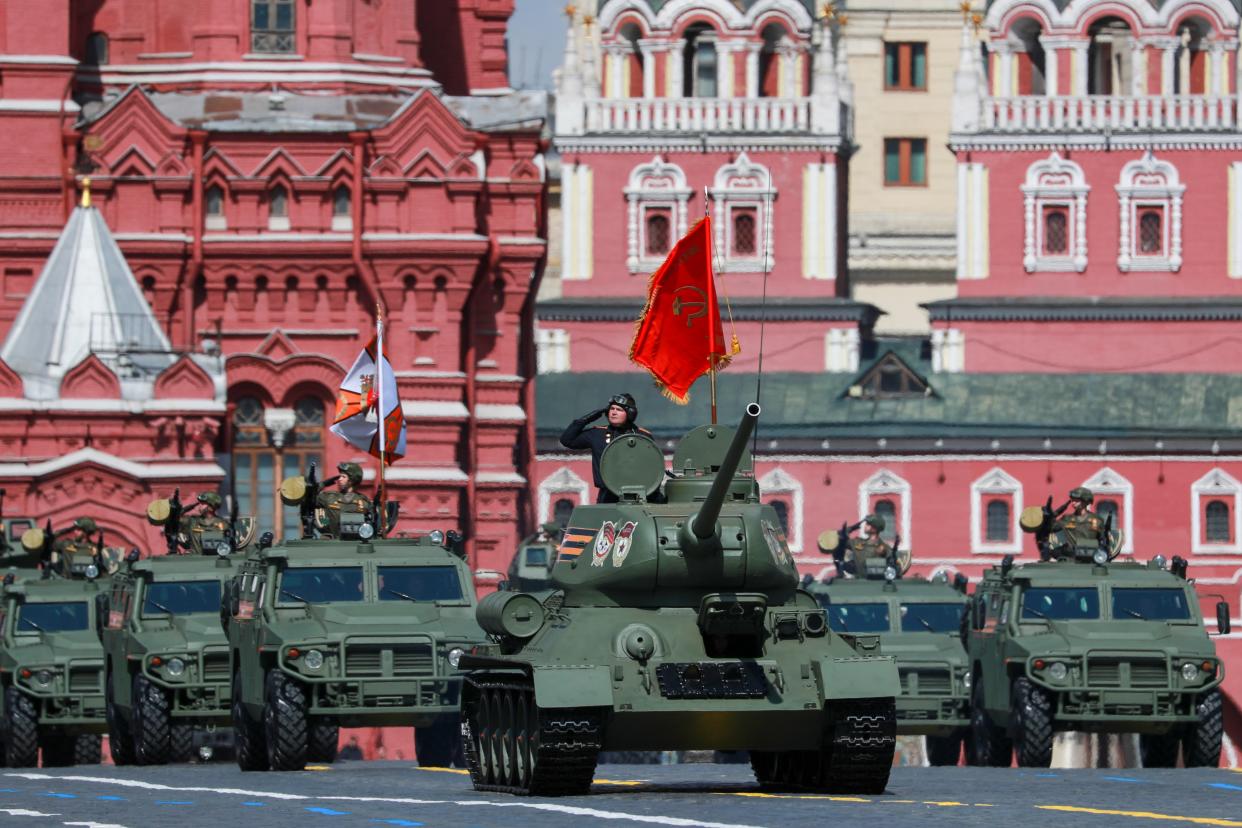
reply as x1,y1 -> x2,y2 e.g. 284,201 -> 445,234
463,675 -> 603,796
751,697 -> 896,794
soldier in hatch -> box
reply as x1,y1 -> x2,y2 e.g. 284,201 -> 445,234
560,393 -> 652,504
825,514 -> 900,578
50,517 -> 98,575
179,492 -> 230,555
316,462 -> 372,538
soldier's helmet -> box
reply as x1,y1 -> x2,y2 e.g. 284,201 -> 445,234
1068,487 -> 1094,504
73,517 -> 97,534
337,462 -> 364,486
197,491 -> 223,509
608,392 -> 638,423
863,514 -> 886,531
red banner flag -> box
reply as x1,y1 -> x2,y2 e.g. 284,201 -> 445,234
629,216 -> 738,404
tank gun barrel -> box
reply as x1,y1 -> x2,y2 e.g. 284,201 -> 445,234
683,403 -> 760,551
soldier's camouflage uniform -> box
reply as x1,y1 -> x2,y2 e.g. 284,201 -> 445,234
179,513 -> 230,555
316,490 -> 371,538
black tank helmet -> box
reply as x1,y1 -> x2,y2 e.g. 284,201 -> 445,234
609,393 -> 638,424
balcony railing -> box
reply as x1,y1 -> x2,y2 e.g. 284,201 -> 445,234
584,97 -> 811,133
983,95 -> 1236,133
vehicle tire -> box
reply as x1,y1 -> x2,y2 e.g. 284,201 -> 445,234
968,677 -> 1012,767
925,732 -> 963,766
105,671 -> 135,766
1140,732 -> 1180,768
307,719 -> 339,764
131,674 -> 171,765
1182,689 -> 1223,768
415,714 -> 463,768
232,669 -> 268,772
73,734 -> 102,766
39,731 -> 73,767
1012,678 -> 1053,768
2,689 -> 39,768
263,671 -> 308,771
170,723 -> 195,763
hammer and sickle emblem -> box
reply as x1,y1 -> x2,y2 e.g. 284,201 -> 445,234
671,286 -> 707,328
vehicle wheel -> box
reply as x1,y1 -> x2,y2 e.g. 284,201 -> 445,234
1182,690 -> 1223,768
1140,732 -> 1180,768
1012,678 -> 1053,768
73,734 -> 102,766
39,731 -> 73,767
232,669 -> 268,772
925,732 -> 963,766
170,724 -> 195,763
105,672 -> 135,766
969,678 -> 1012,767
307,719 -> 339,763
263,671 -> 307,771
2,689 -> 39,768
132,674 -> 171,765
415,715 -> 463,768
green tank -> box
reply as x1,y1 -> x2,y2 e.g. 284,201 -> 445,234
805,571 -> 971,765
223,530 -> 488,771
99,549 -> 239,765
505,523 -> 560,592
0,570 -> 108,767
459,405 -> 900,796
965,553 -> 1232,768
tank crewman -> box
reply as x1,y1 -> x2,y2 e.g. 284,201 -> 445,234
316,462 -> 372,538
829,515 -> 899,578
1050,487 -> 1105,552
559,393 -> 651,504
51,517 -> 98,575
179,492 -> 230,555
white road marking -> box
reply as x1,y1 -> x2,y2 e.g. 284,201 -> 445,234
4,774 -> 765,828
0,808 -> 58,817
64,823 -> 130,827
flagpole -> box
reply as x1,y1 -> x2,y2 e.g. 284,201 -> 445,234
704,186 -> 717,425
376,302 -> 386,536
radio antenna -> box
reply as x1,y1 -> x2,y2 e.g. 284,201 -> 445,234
752,166 -> 772,457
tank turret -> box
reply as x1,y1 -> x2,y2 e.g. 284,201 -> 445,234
677,403 -> 758,556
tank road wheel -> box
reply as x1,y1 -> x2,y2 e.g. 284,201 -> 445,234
1140,732 -> 1181,768
39,731 -> 73,767
2,689 -> 39,768
463,676 -> 602,796
308,719 -> 339,764
1182,690 -> 1224,768
105,673 -> 135,766
415,716 -> 460,768
749,750 -> 777,788
263,670 -> 308,771
72,734 -> 102,766
819,698 -> 897,794
1012,678 -> 1053,768
969,679 -> 1012,767
232,670 -> 268,772
925,732 -> 964,766
132,674 -> 172,765
170,724 -> 195,763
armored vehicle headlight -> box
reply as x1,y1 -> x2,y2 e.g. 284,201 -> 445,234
1048,662 -> 1068,681
198,746 -> 214,762
85,563 -> 99,580
166,657 -> 186,677
429,529 -> 445,545
884,565 -> 898,582
1093,550 -> 1109,565
1181,662 -> 1200,682
961,671 -> 972,690
358,523 -> 375,540
447,647 -> 466,669
35,670 -> 53,687
216,542 -> 231,557
1152,555 -> 1167,570
304,649 -> 324,670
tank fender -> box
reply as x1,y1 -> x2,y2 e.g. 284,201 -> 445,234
532,665 -> 613,708
815,656 -> 899,700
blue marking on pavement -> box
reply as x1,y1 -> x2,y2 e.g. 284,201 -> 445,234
156,800 -> 195,805
42,792 -> 77,798
1103,776 -> 1143,784
97,795 -> 125,801
0,788 -> 17,792
1209,783 -> 1242,792
242,802 -> 267,807
306,807 -> 351,816
370,821 -> 424,827
1035,773 -> 1058,778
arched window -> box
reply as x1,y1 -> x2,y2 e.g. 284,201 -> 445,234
1043,208 -> 1068,255
553,498 -> 575,527
268,185 -> 290,230
1117,152 -> 1182,272
771,500 -> 790,535
1023,153 -> 1089,272
252,0 -> 296,54
986,500 -> 1011,541
682,24 -> 717,97
645,210 -> 670,256
206,185 -> 224,217
1138,208 -> 1163,255
1087,17 -> 1135,95
85,32 -> 108,66
233,395 -> 327,541
625,156 -> 691,272
1206,500 -> 1231,542
732,210 -> 757,256
332,185 -> 351,217
1096,498 -> 1119,526
874,499 -> 897,544
279,397 -> 326,538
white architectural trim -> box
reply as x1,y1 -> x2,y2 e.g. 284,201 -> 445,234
1021,152 -> 1089,273
1082,467 -> 1134,553
760,467 -> 804,552
599,0 -> 813,34
858,469 -> 912,552
538,466 -> 592,524
0,447 -> 224,481
1191,468 -> 1242,554
802,162 -> 837,280
1230,162 -> 1242,278
824,327 -> 860,372
930,329 -> 966,373
970,467 -> 1024,554
624,156 -> 692,273
535,326 -> 571,374
1115,150 -> 1185,272
710,152 -> 775,272
957,162 -> 990,279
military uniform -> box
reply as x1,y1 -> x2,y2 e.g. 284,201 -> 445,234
560,394 -> 651,504
1043,487 -> 1106,559
51,536 -> 95,577
841,536 -> 895,577
180,513 -> 231,555
316,490 -> 371,537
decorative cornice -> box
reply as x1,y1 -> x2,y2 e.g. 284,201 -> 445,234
950,134 -> 1242,152
923,297 -> 1242,322
555,136 -> 845,153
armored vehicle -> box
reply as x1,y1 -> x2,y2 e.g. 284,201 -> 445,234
965,553 -> 1231,768
806,570 -> 971,765
505,523 -> 560,592
223,529 -> 487,771
0,572 -> 108,766
99,550 -> 239,765
459,405 -> 899,796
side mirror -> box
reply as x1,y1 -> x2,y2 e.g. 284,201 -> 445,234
953,573 -> 969,594
1216,601 -> 1231,636
1000,555 -> 1014,576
